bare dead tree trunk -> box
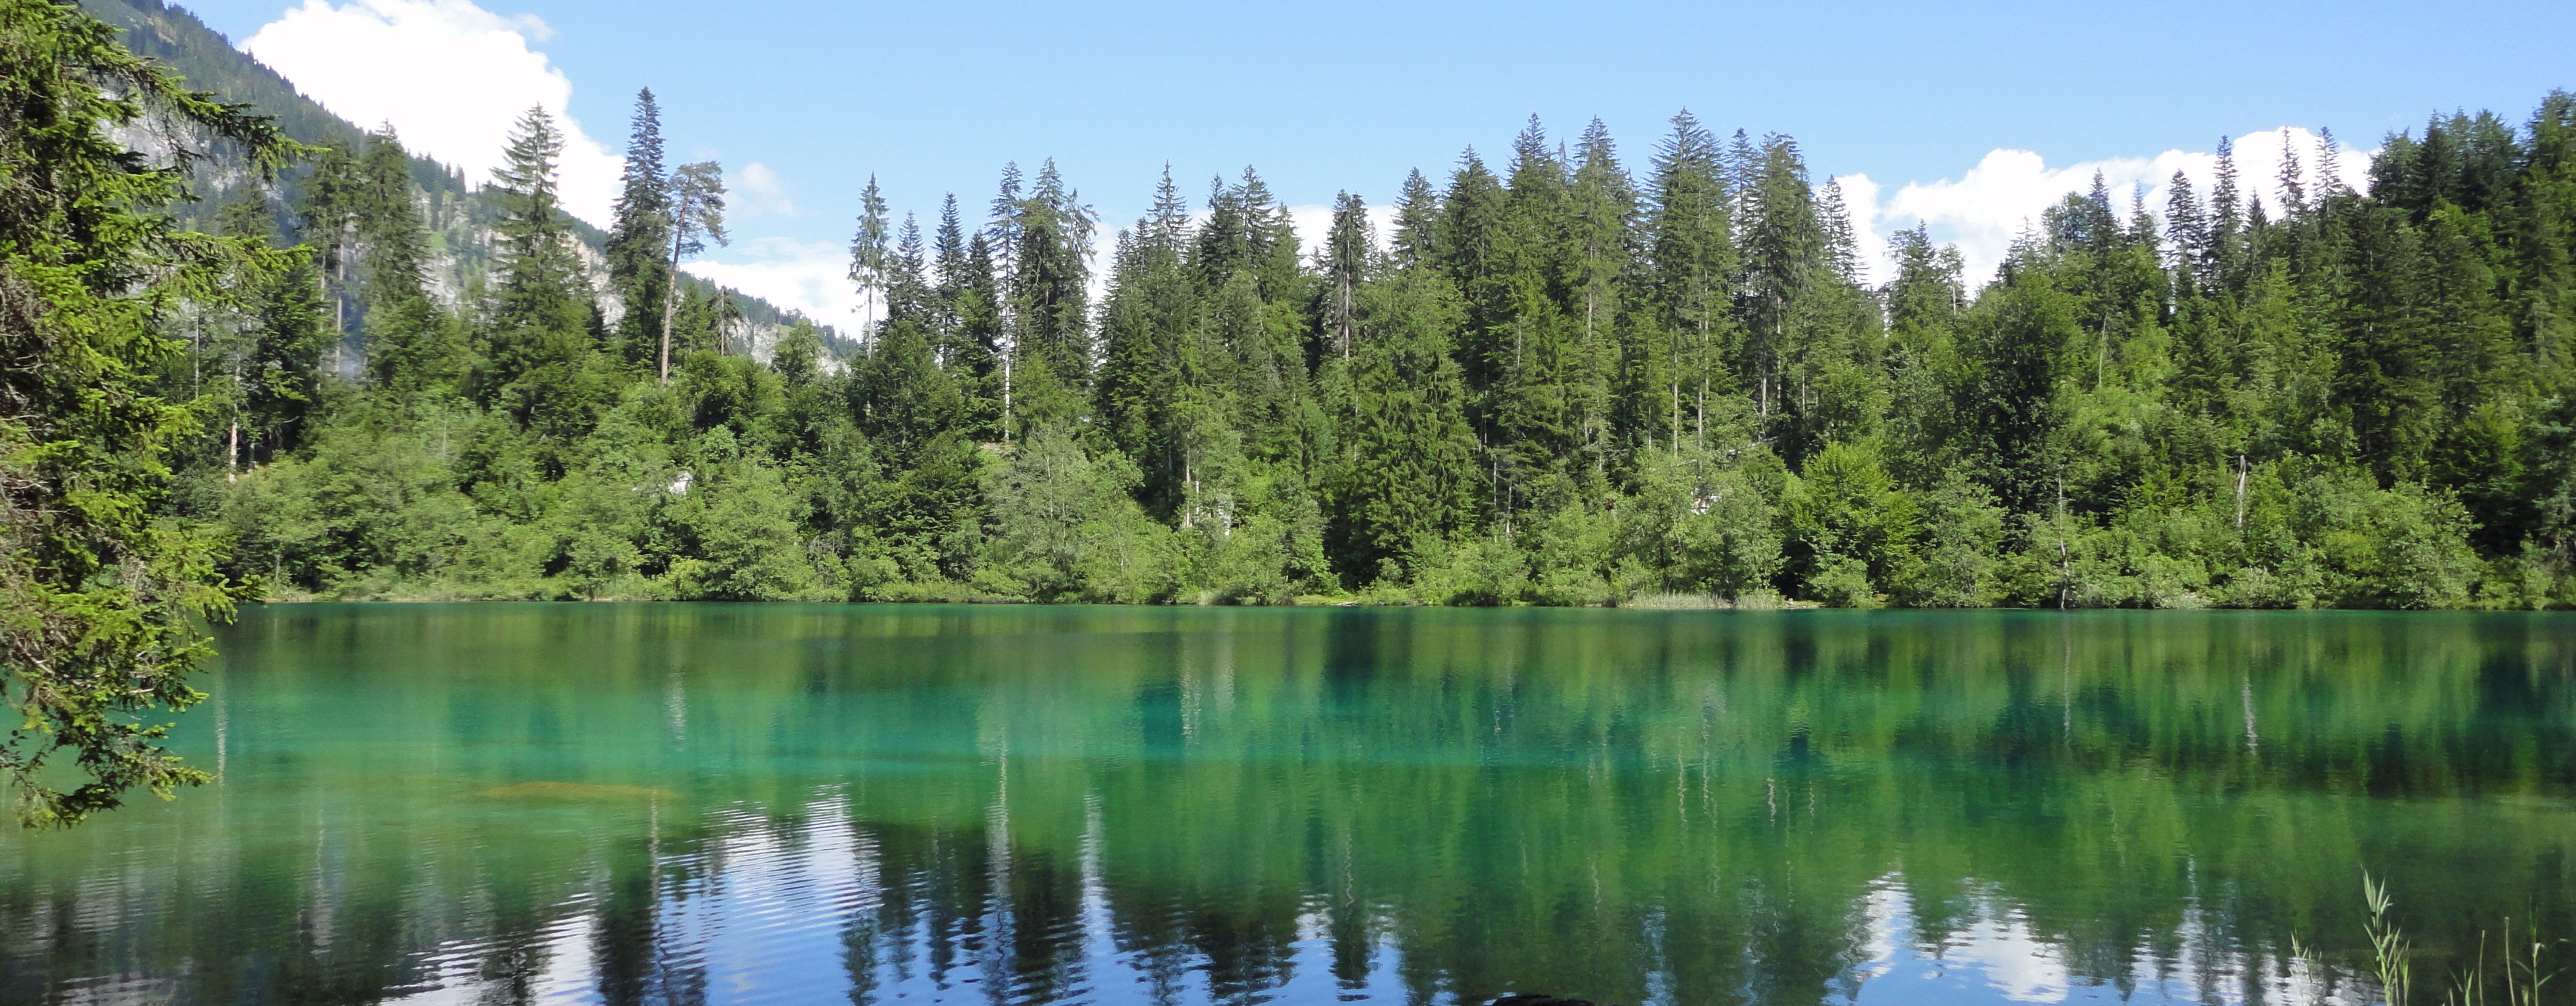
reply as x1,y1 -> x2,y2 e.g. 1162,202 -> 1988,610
2234,454 -> 2249,529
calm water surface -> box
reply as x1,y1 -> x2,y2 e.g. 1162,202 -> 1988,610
4,605 -> 2574,1006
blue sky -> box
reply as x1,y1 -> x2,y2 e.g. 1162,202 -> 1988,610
175,0 -> 2576,324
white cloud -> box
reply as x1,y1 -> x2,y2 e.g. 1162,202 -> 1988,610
1282,202 -> 1400,262
1847,127 -> 2374,289
684,237 -> 857,329
735,162 -> 798,219
243,0 -> 623,225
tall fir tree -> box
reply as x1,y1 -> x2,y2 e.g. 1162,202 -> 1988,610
1642,110 -> 1734,453
849,174 -> 891,348
482,106 -> 595,436
605,88 -> 671,369
1390,168 -> 1439,270
352,126 -> 453,393
1320,191 -> 1373,361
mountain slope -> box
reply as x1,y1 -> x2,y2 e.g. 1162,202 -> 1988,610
78,0 -> 832,346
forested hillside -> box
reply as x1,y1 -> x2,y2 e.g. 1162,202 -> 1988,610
171,80 -> 2576,609
103,0 -> 2566,609
76,0 -> 825,356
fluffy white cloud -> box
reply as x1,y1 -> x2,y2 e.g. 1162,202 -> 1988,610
1283,202 -> 1400,262
684,238 -> 859,330
243,0 -> 623,225
1844,127 -> 2373,289
735,162 -> 799,219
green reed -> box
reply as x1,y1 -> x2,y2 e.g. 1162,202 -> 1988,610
2360,872 -> 2560,1006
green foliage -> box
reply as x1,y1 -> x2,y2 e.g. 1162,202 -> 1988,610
982,426 -> 1171,602
653,428 -> 816,600
1329,269 -> 1481,581
101,58 -> 2576,618
1619,443 -> 1787,600
1,0 -> 296,825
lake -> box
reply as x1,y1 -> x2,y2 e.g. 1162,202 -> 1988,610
2,605 -> 2571,1005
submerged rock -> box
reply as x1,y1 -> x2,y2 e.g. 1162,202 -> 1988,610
476,781 -> 676,803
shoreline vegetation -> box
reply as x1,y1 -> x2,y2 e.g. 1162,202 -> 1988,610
194,84 -> 2576,612
5,14 -> 2576,833
11,0 -> 2576,819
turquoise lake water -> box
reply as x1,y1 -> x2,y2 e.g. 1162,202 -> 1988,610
4,604 -> 2572,1005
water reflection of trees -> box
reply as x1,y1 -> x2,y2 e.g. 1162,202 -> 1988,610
2,606 -> 2572,1005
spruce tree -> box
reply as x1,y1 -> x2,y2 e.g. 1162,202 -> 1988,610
931,193 -> 970,357
1321,191 -> 1373,360
849,174 -> 890,347
1096,169 -> 1196,508
1738,133 -> 1825,439
606,89 -> 672,370
1010,159 -> 1097,392
1,0 -> 295,825
2277,141 -> 2309,219
1642,110 -> 1734,453
352,126 -> 453,392
2165,171 -> 2209,289
297,143 -> 361,369
885,213 -> 933,326
1437,148 -> 1511,442
2209,135 -> 2243,287
482,105 -> 596,437
1818,177 -> 1863,286
1391,168 -> 1439,270
213,196 -> 329,469
1332,270 -> 1481,579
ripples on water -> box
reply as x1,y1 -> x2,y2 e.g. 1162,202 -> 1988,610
2,605 -> 2572,1006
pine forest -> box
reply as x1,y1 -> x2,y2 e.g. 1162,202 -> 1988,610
75,33 -> 2576,610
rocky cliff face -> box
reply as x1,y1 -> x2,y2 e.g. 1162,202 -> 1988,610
80,0 -> 840,362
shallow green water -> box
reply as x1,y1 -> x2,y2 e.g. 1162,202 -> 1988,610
3,605 -> 2573,1005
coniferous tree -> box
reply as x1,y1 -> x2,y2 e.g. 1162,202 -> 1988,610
606,89 -> 671,369
955,228 -> 1007,438
168,92 -> 2576,614
482,106 -> 596,438
1332,269 -> 1481,580
2165,171 -> 2209,289
1320,191 -> 1373,361
2209,135 -> 2244,287
849,174 -> 890,346
1,0 -> 295,825
1390,168 -> 1439,270
211,195 -> 330,472
1096,167 -> 1196,509
352,126 -> 454,392
1738,133 -> 1827,456
931,193 -> 970,359
1641,111 -> 1734,453
1565,119 -> 1634,479
658,161 -> 726,384
885,213 -> 933,326
298,143 -> 361,367
1438,148 -> 1510,456
1010,159 -> 1097,397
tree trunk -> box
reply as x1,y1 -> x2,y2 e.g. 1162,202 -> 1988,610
2234,454 -> 2249,529
659,250 -> 682,385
